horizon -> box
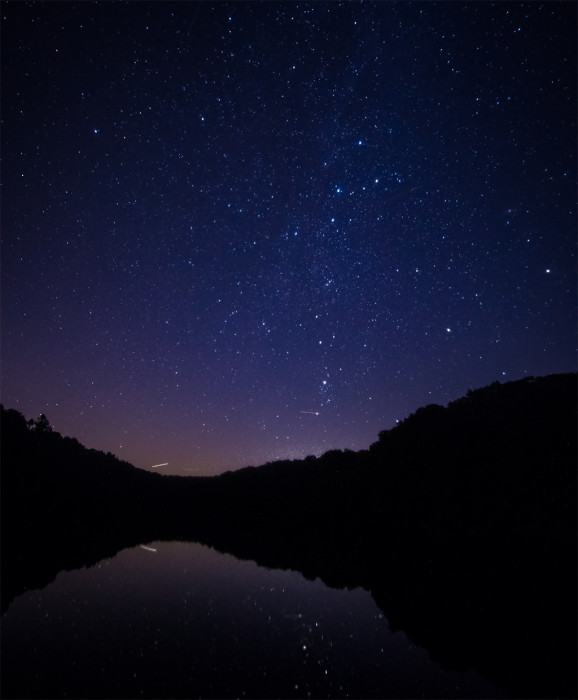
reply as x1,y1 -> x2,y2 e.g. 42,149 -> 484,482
2,3 -> 575,477
5,370 -> 574,477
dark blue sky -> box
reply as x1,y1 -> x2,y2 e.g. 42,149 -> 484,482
2,2 -> 576,475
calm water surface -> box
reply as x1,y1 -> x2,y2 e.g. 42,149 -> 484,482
2,541 -> 506,698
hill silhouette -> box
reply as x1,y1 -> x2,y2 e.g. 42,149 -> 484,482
1,373 -> 576,698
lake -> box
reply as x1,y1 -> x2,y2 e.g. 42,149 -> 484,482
1,540 -> 507,698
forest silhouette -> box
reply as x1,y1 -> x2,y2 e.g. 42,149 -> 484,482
1,373 -> 576,699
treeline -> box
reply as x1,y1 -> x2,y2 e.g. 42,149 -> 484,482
193,373 -> 576,561
0,405 -> 208,608
2,405 -> 158,531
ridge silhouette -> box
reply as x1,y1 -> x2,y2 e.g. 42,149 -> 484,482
2,373 -> 576,698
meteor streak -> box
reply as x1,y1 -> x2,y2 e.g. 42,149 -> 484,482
300,411 -> 320,416
150,462 -> 169,468
140,545 -> 157,553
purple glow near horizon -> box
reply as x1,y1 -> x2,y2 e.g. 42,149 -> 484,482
1,2 -> 575,475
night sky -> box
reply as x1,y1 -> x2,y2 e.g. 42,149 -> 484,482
2,2 -> 576,476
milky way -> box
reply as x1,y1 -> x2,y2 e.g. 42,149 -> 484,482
2,2 -> 575,474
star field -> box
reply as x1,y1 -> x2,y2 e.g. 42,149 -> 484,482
2,2 -> 575,475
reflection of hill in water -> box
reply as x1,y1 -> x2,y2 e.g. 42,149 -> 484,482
2,373 -> 577,698
1,539 -> 507,700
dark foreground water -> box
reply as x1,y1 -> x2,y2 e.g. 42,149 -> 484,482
1,541 -> 507,698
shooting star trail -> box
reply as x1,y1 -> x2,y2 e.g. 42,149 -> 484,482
300,411 -> 320,416
150,462 -> 169,468
140,545 -> 157,553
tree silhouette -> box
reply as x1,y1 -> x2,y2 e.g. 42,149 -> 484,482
32,414 -> 52,433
